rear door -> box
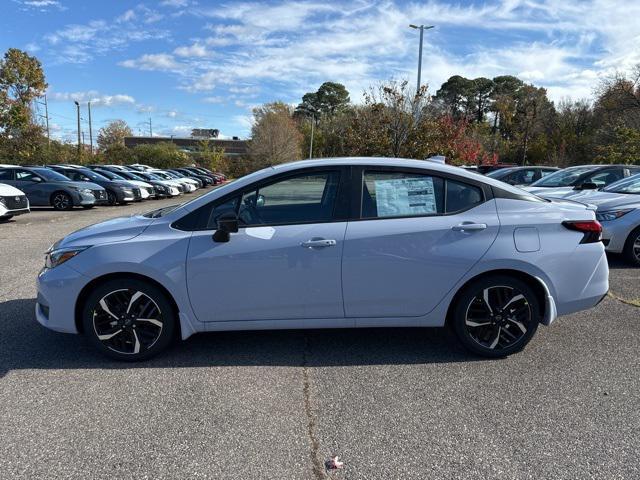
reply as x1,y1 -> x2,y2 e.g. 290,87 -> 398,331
342,167 -> 500,318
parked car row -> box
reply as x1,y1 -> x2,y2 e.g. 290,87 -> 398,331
0,163 -> 226,221
479,163 -> 640,265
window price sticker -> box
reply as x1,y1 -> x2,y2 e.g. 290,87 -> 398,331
374,177 -> 437,216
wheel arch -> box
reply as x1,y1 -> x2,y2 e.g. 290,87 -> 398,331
74,272 -> 182,338
445,268 -> 549,326
49,189 -> 72,206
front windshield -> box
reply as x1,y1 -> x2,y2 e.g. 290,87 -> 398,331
78,169 -> 109,181
34,168 -> 72,181
153,171 -> 170,179
97,170 -> 125,180
603,174 -> 640,194
530,166 -> 594,187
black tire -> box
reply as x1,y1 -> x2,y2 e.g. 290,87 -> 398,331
451,275 -> 540,358
51,191 -> 73,211
0,215 -> 13,222
106,190 -> 118,206
81,278 -> 176,361
82,205 -> 94,209
622,227 -> 640,266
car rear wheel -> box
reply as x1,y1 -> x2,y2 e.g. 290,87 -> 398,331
452,275 -> 540,358
0,215 -> 13,222
51,191 -> 73,211
623,227 -> 640,266
82,279 -> 176,361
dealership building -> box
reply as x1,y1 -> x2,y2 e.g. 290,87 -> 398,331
124,129 -> 248,157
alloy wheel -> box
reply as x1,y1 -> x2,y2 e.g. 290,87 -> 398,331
91,289 -> 164,355
53,193 -> 70,210
633,233 -> 640,262
464,285 -> 532,351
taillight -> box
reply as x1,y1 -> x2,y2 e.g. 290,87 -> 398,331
562,220 -> 602,244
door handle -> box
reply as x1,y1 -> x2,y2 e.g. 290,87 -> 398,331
452,223 -> 487,232
301,239 -> 337,248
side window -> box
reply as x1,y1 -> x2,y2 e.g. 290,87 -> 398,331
445,179 -> 483,213
206,196 -> 240,229
15,170 -> 37,181
587,169 -> 624,186
0,169 -> 13,181
361,171 -> 444,218
237,171 -> 341,226
540,169 -> 555,178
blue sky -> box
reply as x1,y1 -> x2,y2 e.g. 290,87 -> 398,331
3,0 -> 640,142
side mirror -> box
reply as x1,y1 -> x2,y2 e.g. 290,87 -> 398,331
256,194 -> 265,207
576,182 -> 598,190
212,216 -> 239,243
31,176 -> 42,182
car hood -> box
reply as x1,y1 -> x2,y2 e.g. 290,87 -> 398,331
524,186 -> 574,196
125,180 -> 152,188
56,214 -> 154,248
578,192 -> 640,211
0,183 -> 26,196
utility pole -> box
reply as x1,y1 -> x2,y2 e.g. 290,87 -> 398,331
88,101 -> 93,155
35,95 -> 51,145
149,117 -> 153,137
409,24 -> 434,95
74,101 -> 81,156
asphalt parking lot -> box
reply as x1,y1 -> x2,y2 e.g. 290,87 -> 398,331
1,195 -> 639,480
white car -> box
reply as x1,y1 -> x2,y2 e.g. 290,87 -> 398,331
35,157 -> 609,361
151,170 -> 198,192
99,167 -> 155,199
0,183 -> 30,222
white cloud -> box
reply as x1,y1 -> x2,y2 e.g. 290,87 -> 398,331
202,96 -> 225,104
161,0 -> 190,7
117,9 -> 136,23
18,0 -> 64,10
120,53 -> 182,71
174,43 -> 210,58
48,90 -> 136,107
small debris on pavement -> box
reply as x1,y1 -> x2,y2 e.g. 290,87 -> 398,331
326,456 -> 344,470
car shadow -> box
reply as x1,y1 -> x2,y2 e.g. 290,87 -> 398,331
606,253 -> 635,270
0,298 -> 482,377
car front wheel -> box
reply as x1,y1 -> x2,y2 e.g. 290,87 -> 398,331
452,275 -> 540,358
82,279 -> 176,361
623,227 -> 640,266
51,191 -> 73,211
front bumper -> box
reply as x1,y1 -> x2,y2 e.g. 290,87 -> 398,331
77,191 -> 97,206
36,263 -> 87,334
601,221 -> 631,254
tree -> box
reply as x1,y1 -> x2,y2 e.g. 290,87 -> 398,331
470,77 -> 494,123
193,140 -> 225,171
132,142 -> 188,169
595,126 -> 640,164
433,75 -> 474,118
97,120 -> 132,151
248,102 -> 303,168
513,84 -> 555,165
0,48 -> 48,163
296,82 -> 350,116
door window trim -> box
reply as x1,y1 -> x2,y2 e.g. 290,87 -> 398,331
173,166 -> 351,231
350,166 -> 492,221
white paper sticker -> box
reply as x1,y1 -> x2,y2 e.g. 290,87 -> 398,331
245,226 -> 276,240
374,177 -> 437,217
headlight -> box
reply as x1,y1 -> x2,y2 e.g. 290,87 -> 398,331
44,246 -> 90,269
122,187 -> 133,193
596,209 -> 633,221
80,188 -> 93,195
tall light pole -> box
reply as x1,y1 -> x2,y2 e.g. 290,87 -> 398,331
88,101 -> 93,155
74,100 -> 81,156
308,113 -> 315,159
409,24 -> 434,95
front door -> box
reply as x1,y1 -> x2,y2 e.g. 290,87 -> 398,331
342,168 -> 500,318
186,169 -> 348,322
